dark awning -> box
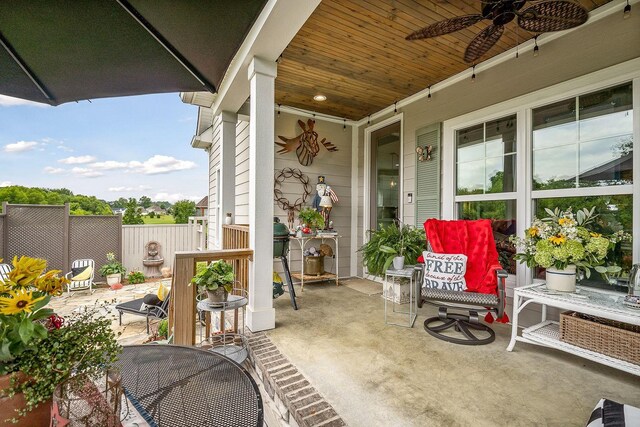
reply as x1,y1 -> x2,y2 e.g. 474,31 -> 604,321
0,0 -> 267,105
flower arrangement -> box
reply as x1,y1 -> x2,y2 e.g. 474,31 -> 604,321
98,252 -> 126,276
0,256 -> 121,422
510,207 -> 632,280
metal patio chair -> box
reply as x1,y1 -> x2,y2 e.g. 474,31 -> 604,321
116,294 -> 170,334
416,219 -> 508,345
0,263 -> 12,284
65,259 -> 95,294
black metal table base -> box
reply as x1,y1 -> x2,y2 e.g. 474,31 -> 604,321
423,308 -> 495,345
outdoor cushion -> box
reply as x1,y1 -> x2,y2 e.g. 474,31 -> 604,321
71,266 -> 92,281
422,251 -> 467,291
587,399 -> 640,426
421,287 -> 498,306
157,283 -> 169,301
143,293 -> 162,306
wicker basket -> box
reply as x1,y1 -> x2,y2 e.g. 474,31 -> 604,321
560,311 -> 640,365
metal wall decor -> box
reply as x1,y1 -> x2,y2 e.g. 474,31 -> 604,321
275,119 -> 337,166
416,145 -> 433,162
274,168 -> 312,229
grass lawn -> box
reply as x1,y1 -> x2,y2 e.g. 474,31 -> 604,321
142,215 -> 175,224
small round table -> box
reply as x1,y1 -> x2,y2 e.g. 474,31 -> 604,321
116,345 -> 263,427
197,291 -> 249,363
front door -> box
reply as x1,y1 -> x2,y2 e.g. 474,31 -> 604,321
369,121 -> 401,230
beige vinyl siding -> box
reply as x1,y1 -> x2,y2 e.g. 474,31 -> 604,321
235,119 -> 250,225
273,112 -> 353,279
208,114 -> 221,248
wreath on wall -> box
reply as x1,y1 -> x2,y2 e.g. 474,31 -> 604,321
274,168 -> 312,229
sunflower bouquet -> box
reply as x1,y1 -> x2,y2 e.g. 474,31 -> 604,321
510,207 -> 632,280
0,256 -> 68,367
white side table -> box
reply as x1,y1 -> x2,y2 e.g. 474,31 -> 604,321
384,266 -> 417,328
508,283 -> 640,375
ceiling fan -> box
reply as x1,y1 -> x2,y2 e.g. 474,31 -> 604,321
406,0 -> 589,63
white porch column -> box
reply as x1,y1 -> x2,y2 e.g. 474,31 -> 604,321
218,111 -> 237,246
246,57 -> 276,331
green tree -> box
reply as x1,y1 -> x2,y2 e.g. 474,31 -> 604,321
0,186 -> 111,215
173,200 -> 196,224
122,198 -> 144,225
139,195 -> 152,208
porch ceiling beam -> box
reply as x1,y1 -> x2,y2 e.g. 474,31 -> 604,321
211,0 -> 321,117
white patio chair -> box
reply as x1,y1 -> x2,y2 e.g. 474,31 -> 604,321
65,259 -> 95,294
0,263 -> 12,284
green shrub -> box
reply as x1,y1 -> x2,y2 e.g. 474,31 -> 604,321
127,271 -> 145,284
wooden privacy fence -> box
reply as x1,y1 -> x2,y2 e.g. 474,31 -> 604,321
222,224 -> 250,295
169,249 -> 253,345
0,203 -> 121,273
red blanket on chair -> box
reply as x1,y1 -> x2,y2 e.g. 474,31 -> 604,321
419,219 -> 509,323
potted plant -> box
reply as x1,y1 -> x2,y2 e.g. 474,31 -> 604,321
358,224 -> 426,304
191,260 -> 235,304
510,207 -> 632,292
0,256 -> 121,425
99,252 -> 126,285
298,207 -> 325,234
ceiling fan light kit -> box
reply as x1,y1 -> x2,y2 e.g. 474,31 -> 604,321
406,0 -> 589,64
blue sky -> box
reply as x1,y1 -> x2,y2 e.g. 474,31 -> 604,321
0,93 -> 206,203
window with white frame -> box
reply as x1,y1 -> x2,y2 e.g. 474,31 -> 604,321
531,82 -> 634,287
455,115 -> 518,274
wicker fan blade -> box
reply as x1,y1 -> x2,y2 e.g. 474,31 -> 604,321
518,1 -> 588,33
464,24 -> 504,63
406,15 -> 484,40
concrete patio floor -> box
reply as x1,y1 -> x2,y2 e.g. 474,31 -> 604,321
268,280 -> 640,427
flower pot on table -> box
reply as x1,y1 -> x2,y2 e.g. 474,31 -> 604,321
546,265 -> 577,292
207,287 -> 229,304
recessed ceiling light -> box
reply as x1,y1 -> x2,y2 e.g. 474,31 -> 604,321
313,95 -> 326,102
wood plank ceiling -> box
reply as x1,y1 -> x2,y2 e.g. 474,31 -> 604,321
275,0 -> 611,121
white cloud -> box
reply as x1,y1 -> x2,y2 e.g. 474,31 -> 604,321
58,155 -> 96,164
91,160 -> 130,171
0,181 -> 12,187
153,192 -> 200,203
57,145 -> 74,152
4,140 -> 39,153
89,155 -> 196,175
136,155 -> 196,175
0,95 -> 49,108
44,166 -> 65,174
108,185 -> 152,192
71,167 -> 103,178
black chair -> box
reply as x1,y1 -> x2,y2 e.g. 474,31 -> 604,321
116,295 -> 170,334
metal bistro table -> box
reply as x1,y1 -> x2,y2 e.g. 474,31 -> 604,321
117,345 -> 263,427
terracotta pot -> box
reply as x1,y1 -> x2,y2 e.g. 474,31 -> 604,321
0,373 -> 51,427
